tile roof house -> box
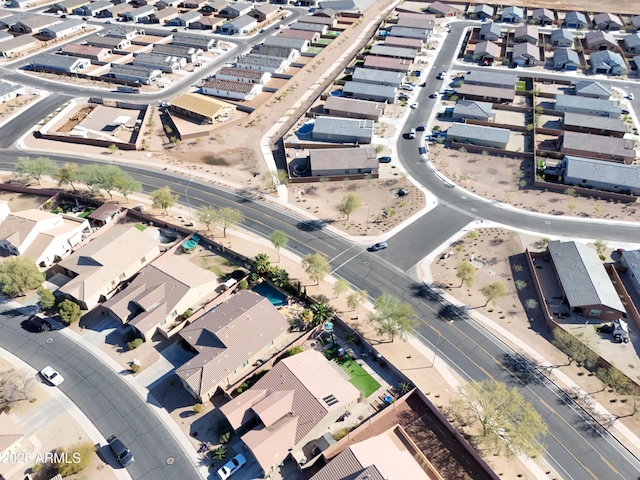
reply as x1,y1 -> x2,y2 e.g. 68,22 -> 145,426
323,96 -> 384,121
447,123 -> 510,149
177,290 -> 290,402
623,33 -> 640,54
56,225 -> 161,310
479,22 -> 501,41
311,116 -> 374,144
220,349 -> 360,475
251,44 -> 298,61
562,156 -> 640,196
585,30 -> 618,50
235,53 -> 288,73
191,16 -> 221,30
215,66 -> 270,84
589,50 -> 628,75
169,92 -> 235,123
564,11 -> 587,29
201,78 -> 262,101
553,48 -> 580,70
362,55 -> 412,73
310,147 -> 378,176
573,80 -> 611,99
501,6 -> 524,23
0,207 -> 90,268
102,252 -> 220,340
592,12 -> 624,31
530,8 -> 554,25
249,4 -> 279,22
559,131 -> 636,164
451,100 -> 495,122
512,41 -> 540,66
550,28 -> 573,47
0,412 -> 23,455
547,240 -> 625,319
86,203 -> 122,227
514,24 -> 538,44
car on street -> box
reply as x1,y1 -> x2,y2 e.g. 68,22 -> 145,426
410,102 -> 419,109
378,156 -> 392,163
276,25 -> 281,29
368,242 -> 388,252
28,313 -> 52,332
40,366 -> 63,386
217,453 -> 246,480
417,124 -> 426,131
407,128 -> 416,139
429,92 -> 438,98
107,435 -> 135,467
629,93 -> 635,100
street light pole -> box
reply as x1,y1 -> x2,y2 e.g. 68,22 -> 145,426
185,178 -> 193,221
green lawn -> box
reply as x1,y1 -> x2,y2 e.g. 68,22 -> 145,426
134,223 -> 147,231
77,209 -> 94,218
516,81 -> 526,91
316,38 -> 333,45
306,47 -> 323,54
325,31 -> 340,37
323,345 -> 381,397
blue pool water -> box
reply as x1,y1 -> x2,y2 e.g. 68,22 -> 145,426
253,282 -> 288,307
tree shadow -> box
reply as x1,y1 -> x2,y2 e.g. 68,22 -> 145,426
500,353 -> 545,386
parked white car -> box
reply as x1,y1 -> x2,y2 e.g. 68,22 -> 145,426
217,454 -> 246,480
40,366 -> 64,386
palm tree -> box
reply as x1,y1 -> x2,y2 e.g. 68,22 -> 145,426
269,267 -> 289,288
310,301 -> 334,327
211,446 -> 227,461
254,253 -> 271,275
344,331 -> 356,345
398,381 -> 413,394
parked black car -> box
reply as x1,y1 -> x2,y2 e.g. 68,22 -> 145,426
27,314 -> 52,332
107,435 -> 134,467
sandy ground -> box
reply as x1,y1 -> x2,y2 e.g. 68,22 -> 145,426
466,0 -> 640,15
430,227 -> 640,459
430,145 -> 640,222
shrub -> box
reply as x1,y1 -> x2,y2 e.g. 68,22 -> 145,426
130,363 -> 140,373
236,382 -> 249,394
127,338 -> 143,351
238,279 -> 249,290
193,403 -> 204,414
182,309 -> 193,320
219,432 -> 231,444
283,346 -> 303,358
333,428 -> 349,441
54,442 -> 96,477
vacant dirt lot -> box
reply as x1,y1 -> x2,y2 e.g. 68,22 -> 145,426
467,0 -> 640,15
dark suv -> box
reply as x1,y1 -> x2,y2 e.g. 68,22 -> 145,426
107,435 -> 134,467
28,314 -> 52,332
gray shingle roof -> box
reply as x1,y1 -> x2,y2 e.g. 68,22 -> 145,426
589,50 -> 626,69
464,70 -> 517,88
202,78 -> 255,93
453,99 -> 494,119
217,66 -> 265,79
30,52 -> 86,70
551,28 -> 572,43
225,14 -> 255,29
447,123 -> 510,144
563,112 -> 625,132
290,22 -> 327,32
513,42 -> 540,60
252,43 -> 295,59
565,11 -> 587,25
172,32 -> 215,48
480,22 -> 501,37
152,43 -> 200,57
352,67 -> 403,85
133,53 -> 178,67
573,80 -> 612,97
236,53 -> 285,68
312,116 -> 374,137
262,36 -> 306,51
110,63 -> 160,78
553,48 -> 579,65
554,94 -> 620,114
564,155 -> 640,191
369,44 -> 417,59
342,81 -> 396,99
621,250 -> 640,284
310,147 -> 377,171
548,240 -> 625,312
624,33 -> 640,50
0,81 -> 22,97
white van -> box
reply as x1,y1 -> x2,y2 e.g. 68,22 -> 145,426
408,128 -> 416,139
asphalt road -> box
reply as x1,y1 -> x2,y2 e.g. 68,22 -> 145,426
0,305 -> 199,480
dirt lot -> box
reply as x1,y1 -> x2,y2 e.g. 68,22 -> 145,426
430,227 -> 640,458
467,0 -> 640,15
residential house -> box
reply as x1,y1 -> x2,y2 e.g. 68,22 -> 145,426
564,11 -> 587,29
427,1 -> 461,18
0,31 -> 13,44
219,349 -> 360,475
52,0 -> 88,13
40,18 -> 85,38
220,1 -> 252,18
530,8 -> 553,25
501,6 -> 524,23
562,156 -> 640,195
177,290 -> 290,402
451,100 -> 495,122
473,40 -> 501,61
563,113 -> 626,136
201,78 -> 262,101
559,131 -> 636,164
235,54 -> 288,73
634,55 -> 640,70
546,240 -> 625,320
170,11 -> 201,27
104,3 -> 134,18
550,28 -> 573,47
169,92 -> 235,123
56,225 -> 160,310
464,70 -> 517,88
102,252 -> 220,340
277,28 -> 320,43
309,147 -> 377,176
352,67 -> 403,88
262,35 -> 307,52
369,44 -> 417,60
479,22 -> 501,41
314,7 -> 336,18
322,96 -> 384,121
152,44 -> 201,63
593,12 -> 624,31
383,36 -> 422,50
396,12 -> 435,30
86,204 -> 121,227
190,16 -> 220,29
619,250 -> 640,295
469,4 -> 493,19
296,15 -> 334,27
9,0 -> 31,7
0,13 -> 31,31
342,81 -> 396,104
199,0 -> 228,14
553,48 -> 580,70
0,412 -> 23,456
311,116 -> 374,144
0,82 -> 24,104
0,208 -> 89,268
554,94 -> 620,116
122,5 -> 157,22
589,50 -> 628,75
180,0 -> 207,8
573,80 -> 611,99
172,32 -> 216,50
290,22 -> 328,34
149,5 -> 179,22
0,35 -> 40,58
585,30 -> 617,50
29,53 -> 90,73
631,15 -> 640,32
512,42 -> 540,66
251,44 -> 298,62
388,26 -> 430,41
447,123 -> 510,149
219,14 -> 256,34
215,66 -> 270,84
84,34 -> 131,50
107,26 -> 145,40
133,53 -> 183,73
109,63 -> 161,84
155,0 -> 182,7
623,33 -> 640,53
318,0 -> 359,14
249,4 -> 279,22
362,55 -> 412,73
514,24 -> 538,44
75,0 -> 112,16
12,17 -> 60,34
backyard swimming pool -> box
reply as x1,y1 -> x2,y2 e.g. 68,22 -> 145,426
252,282 -> 288,307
